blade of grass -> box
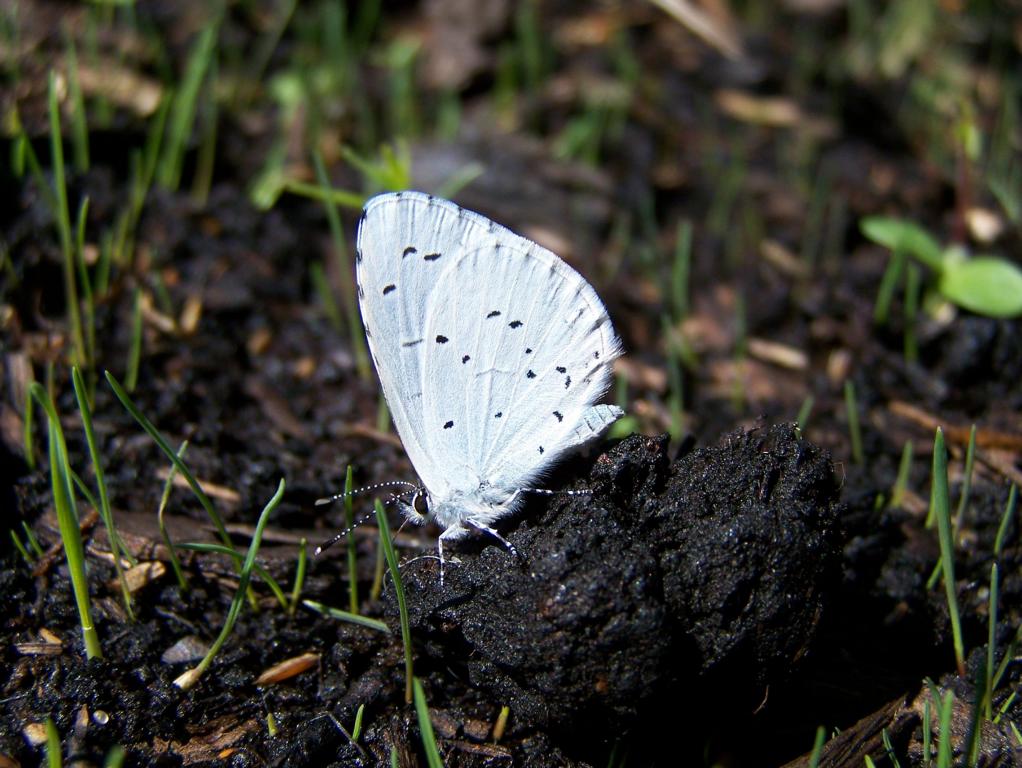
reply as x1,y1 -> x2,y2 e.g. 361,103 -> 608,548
844,380 -> 863,465
74,197 -> 95,376
49,71 -> 86,368
23,386 -> 36,470
874,246 -> 906,325
994,484 -> 1018,557
64,30 -> 89,172
125,287 -> 143,392
10,530 -> 33,563
671,219 -> 692,320
796,395 -> 814,432
157,440 -> 190,591
72,365 -> 135,618
45,718 -> 62,768
174,479 -> 285,690
22,521 -> 44,558
351,703 -> 365,742
953,424 -> 977,536
30,383 -> 102,659
344,465 -> 359,614
105,370 -> 243,566
312,150 -> 371,379
158,25 -> 218,191
985,562 -> 998,719
414,678 -> 445,768
936,690 -> 954,768
309,262 -> 343,331
176,542 -> 288,608
288,538 -> 307,616
890,439 -> 914,509
377,498 -> 413,703
904,263 -> 921,363
807,725 -> 825,768
932,428 -> 966,676
301,600 -> 390,633
102,745 -> 125,768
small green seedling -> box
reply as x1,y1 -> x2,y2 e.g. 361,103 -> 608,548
862,216 -> 1022,318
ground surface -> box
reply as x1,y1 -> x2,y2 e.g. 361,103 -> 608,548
2,1 -> 1022,766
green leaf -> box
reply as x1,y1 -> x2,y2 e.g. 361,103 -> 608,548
860,217 -> 944,271
938,256 -> 1022,318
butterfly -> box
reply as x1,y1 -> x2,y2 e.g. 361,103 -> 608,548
354,191 -> 623,579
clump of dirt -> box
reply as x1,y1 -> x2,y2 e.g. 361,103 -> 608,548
397,424 -> 842,733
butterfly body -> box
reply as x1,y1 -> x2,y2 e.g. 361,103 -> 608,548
355,191 -> 623,555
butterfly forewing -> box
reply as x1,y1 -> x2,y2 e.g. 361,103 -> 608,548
356,191 -> 622,518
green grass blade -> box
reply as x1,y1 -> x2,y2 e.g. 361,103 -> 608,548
994,484 -> 1018,557
844,380 -> 863,465
953,424 -> 977,536
72,365 -> 135,618
807,725 -> 825,768
890,439 -> 914,509
158,26 -> 218,191
157,440 -> 190,591
105,370 -> 237,555
414,678 -> 445,768
64,31 -> 89,171
351,703 -> 365,742
10,530 -> 33,563
289,538 -> 307,616
31,383 -> 102,659
377,498 -> 413,703
175,479 -> 285,690
49,70 -> 86,368
45,717 -> 62,768
312,150 -> 371,379
176,542 -> 288,608
125,287 -> 143,392
985,562 -> 998,719
301,600 -> 390,633
344,465 -> 359,614
936,690 -> 954,768
932,428 -> 965,676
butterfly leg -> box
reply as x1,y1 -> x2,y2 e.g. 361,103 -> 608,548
465,519 -> 520,560
437,523 -> 468,589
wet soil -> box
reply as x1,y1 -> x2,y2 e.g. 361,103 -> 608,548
3,1 -> 1022,767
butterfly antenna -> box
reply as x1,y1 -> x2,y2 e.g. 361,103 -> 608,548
314,480 -> 419,506
313,488 -> 418,555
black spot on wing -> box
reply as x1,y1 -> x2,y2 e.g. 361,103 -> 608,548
526,370 -> 536,379
487,310 -> 501,318
402,339 -> 423,347
553,411 -> 563,422
436,335 -> 449,344
382,284 -> 396,295
462,355 -> 470,364
509,320 -> 523,329
403,246 -> 417,257
443,420 -> 454,429
424,252 -> 442,261
525,348 -> 532,354
538,446 -> 545,454
495,412 -> 503,418
565,375 -> 572,389
556,366 -> 566,373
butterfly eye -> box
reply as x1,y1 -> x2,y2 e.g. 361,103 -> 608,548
412,491 -> 429,517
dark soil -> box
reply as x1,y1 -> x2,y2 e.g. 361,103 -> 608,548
3,1 -> 1022,767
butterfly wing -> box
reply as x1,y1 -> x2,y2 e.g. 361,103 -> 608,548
356,192 -> 507,495
357,191 -> 623,522
417,221 -> 623,510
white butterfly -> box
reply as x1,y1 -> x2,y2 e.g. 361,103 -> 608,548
355,191 -> 623,576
